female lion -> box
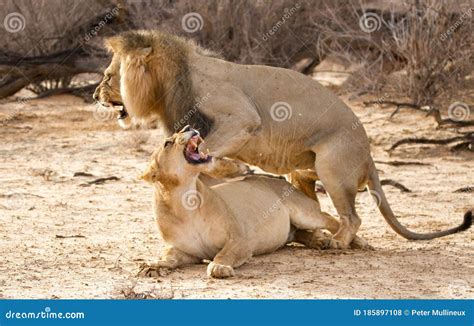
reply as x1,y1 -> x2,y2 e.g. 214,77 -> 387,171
139,126 -> 367,278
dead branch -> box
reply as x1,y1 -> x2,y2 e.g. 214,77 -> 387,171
380,179 -> 412,193
73,172 -> 95,177
34,83 -> 100,102
389,133 -> 473,151
79,176 -> 120,186
453,186 -> 473,193
363,100 -> 420,109
450,141 -> 473,152
55,234 -> 86,239
0,0 -> 123,99
374,160 -> 431,167
363,100 -> 427,119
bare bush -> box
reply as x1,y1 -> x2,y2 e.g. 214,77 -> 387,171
0,0 -> 124,99
313,0 -> 473,107
0,0 -> 333,100
1,0 -> 472,109
124,0 -> 327,70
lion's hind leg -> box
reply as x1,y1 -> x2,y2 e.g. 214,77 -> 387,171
286,192 -> 372,250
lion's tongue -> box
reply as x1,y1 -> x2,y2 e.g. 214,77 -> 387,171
188,151 -> 201,161
186,135 -> 210,162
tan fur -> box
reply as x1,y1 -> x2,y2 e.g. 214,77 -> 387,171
138,128 -> 369,278
96,30 -> 472,248
93,54 -> 121,105
98,30 -> 213,136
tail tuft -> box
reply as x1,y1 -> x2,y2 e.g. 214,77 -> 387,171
459,210 -> 473,232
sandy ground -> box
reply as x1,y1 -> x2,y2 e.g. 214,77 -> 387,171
0,93 -> 472,299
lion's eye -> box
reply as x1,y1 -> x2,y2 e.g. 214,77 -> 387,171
164,140 -> 173,148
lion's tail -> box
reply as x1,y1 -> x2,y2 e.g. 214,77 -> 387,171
367,159 -> 472,240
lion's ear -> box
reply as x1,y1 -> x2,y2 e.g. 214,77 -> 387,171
136,47 -> 152,58
140,160 -> 159,183
105,36 -> 124,54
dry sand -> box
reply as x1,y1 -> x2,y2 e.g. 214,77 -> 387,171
0,94 -> 472,299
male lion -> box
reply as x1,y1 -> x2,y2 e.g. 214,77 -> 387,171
94,30 -> 472,248
139,126 -> 369,278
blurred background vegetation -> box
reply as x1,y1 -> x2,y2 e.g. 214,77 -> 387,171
0,0 -> 473,135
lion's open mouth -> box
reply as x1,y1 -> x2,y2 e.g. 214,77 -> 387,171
103,101 -> 128,120
117,107 -> 128,120
109,102 -> 128,120
184,133 -> 212,164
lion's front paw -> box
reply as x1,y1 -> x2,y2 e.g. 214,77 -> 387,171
303,230 -> 343,250
239,163 -> 253,176
306,236 -> 333,250
229,162 -> 253,178
137,262 -> 171,278
326,238 -> 350,249
350,236 -> 374,250
207,262 -> 235,278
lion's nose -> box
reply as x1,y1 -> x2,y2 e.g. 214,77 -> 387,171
181,125 -> 191,133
